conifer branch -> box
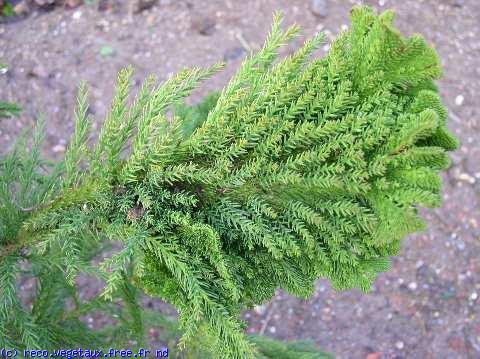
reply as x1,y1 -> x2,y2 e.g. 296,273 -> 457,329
0,6 -> 457,359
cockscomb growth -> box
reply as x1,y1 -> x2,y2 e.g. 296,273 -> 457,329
0,6 -> 457,358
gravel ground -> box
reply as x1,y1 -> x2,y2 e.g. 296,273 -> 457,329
1,0 -> 479,358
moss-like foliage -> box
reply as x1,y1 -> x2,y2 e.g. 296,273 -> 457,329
0,6 -> 456,358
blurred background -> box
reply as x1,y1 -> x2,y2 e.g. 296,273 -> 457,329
0,0 -> 479,358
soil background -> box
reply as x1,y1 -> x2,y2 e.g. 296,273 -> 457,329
1,0 -> 480,358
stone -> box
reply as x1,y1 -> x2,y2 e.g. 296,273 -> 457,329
33,0 -> 55,7
223,47 -> 246,61
52,144 -> 66,153
134,0 -> 157,13
97,0 -> 115,12
28,63 -> 49,78
13,0 -> 29,15
310,0 -> 329,18
72,10 -> 82,20
65,0 -> 82,7
254,304 -> 266,315
456,173 -> 475,184
455,94 -> 464,106
191,16 -> 216,36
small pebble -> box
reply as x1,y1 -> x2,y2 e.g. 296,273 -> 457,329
52,144 -> 66,153
471,292 -> 478,301
96,19 -> 110,31
65,0 -> 82,7
455,94 -> 464,106
29,63 -> 49,78
408,282 -> 418,290
191,16 -> 216,36
457,173 -> 476,184
310,0 -> 329,18
223,47 -> 246,61
134,0 -> 157,13
395,341 -> 404,350
269,326 -> 276,334
72,10 -> 82,20
14,1 -> 30,15
254,305 -> 266,315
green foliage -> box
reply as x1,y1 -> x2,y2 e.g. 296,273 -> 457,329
250,335 -> 333,359
0,101 -> 21,118
144,311 -> 332,359
1,2 -> 15,18
0,6 -> 456,359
